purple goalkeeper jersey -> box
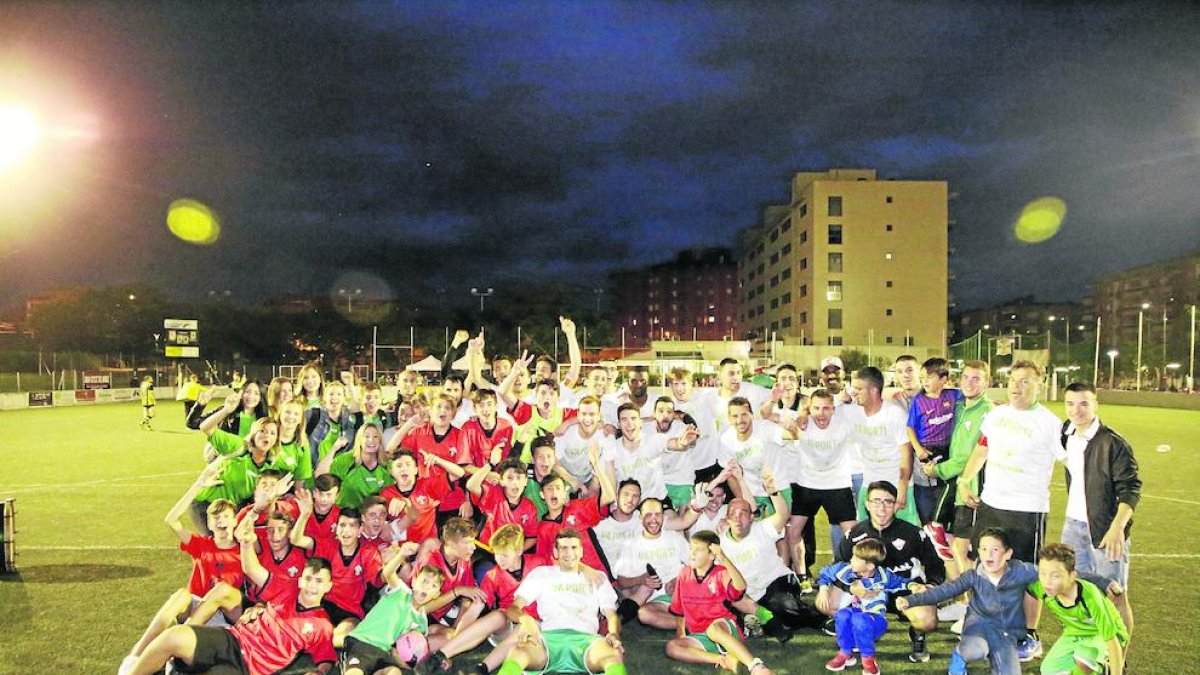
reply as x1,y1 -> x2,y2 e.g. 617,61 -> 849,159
906,389 -> 962,448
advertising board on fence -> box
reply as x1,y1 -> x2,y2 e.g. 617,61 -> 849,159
28,391 -> 53,407
75,389 -> 96,403
82,371 -> 112,390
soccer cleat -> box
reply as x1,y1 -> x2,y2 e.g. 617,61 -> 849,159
824,652 -> 857,672
1017,637 -> 1043,662
947,650 -> 967,675
923,522 -> 954,560
861,656 -> 880,675
743,613 -> 764,638
908,636 -> 930,663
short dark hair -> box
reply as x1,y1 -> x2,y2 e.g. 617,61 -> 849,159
866,480 -> 898,499
338,508 -> 362,525
856,367 -> 884,393
618,478 -> 642,494
727,396 -> 752,413
305,556 -> 332,576
360,495 -> 387,512
921,357 -> 949,378
535,355 -> 556,369
654,395 -> 674,409
809,388 -> 834,404
976,527 -> 1011,551
1064,382 -> 1096,395
1039,543 -> 1076,570
719,357 -> 739,368
535,377 -> 559,391
776,363 -> 797,375
894,354 -> 918,365
257,469 -> 285,485
690,530 -> 719,547
616,402 -> 641,418
530,435 -> 556,451
555,527 -> 583,545
443,373 -> 465,387
314,474 -> 341,492
852,538 -> 887,563
496,458 -> 525,475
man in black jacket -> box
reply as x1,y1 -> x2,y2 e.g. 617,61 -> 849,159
831,480 -> 945,663
1060,383 -> 1141,590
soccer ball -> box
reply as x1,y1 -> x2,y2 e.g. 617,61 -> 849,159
394,631 -> 428,665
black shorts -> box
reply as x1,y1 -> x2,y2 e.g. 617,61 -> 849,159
321,599 -> 361,627
175,626 -> 246,675
974,503 -> 1046,563
932,477 -> 958,526
695,462 -> 724,484
789,485 -> 856,523
951,504 -> 979,540
340,636 -> 399,674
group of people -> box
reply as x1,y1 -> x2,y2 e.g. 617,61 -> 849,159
118,317 -> 1141,675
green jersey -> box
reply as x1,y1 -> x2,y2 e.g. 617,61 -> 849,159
937,395 -> 993,504
330,452 -> 392,509
139,382 -> 155,406
524,472 -> 549,516
348,581 -> 429,651
317,420 -> 342,462
275,439 -> 313,485
210,428 -> 247,457
198,454 -> 272,505
1031,579 -> 1129,644
235,412 -> 257,437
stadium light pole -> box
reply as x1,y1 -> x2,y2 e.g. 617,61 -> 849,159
1107,349 -> 1119,389
338,288 -> 361,313
1136,302 -> 1149,391
470,287 -> 494,312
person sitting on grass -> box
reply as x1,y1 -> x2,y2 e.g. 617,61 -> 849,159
378,449 -> 464,547
127,557 -> 337,675
898,527 -> 1039,675
341,547 -> 448,675
665,530 -> 774,674
817,538 -> 907,675
405,517 -> 489,646
419,524 -> 551,674
498,527 -> 627,675
317,423 -> 392,510
1033,543 -> 1128,675
465,455 -> 540,568
291,488 -> 383,645
119,461 -> 246,675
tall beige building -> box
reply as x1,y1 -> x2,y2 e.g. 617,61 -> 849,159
738,169 -> 948,349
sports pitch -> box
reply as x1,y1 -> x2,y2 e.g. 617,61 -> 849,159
0,401 -> 1196,674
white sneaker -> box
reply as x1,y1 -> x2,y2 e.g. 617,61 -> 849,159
118,655 -> 137,675
938,602 -> 966,622
950,617 -> 964,635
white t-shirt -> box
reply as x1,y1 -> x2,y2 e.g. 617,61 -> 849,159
719,520 -> 790,600
779,413 -> 854,490
671,389 -> 719,471
593,513 -> 644,572
688,504 -> 728,538
452,398 -> 476,427
978,403 -> 1065,513
705,383 -> 772,440
515,565 -> 617,634
557,425 -> 603,484
717,421 -> 785,498
842,401 -> 910,488
1064,417 -> 1099,523
615,530 -> 689,587
602,432 -> 670,500
643,420 -> 694,486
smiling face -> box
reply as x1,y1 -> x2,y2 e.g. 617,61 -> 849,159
865,488 -> 896,528
851,376 -> 873,406
616,482 -> 642,515
726,499 -> 754,538
808,393 -> 835,428
640,499 -> 665,536
653,400 -> 674,429
669,375 -> 692,400
297,566 -> 333,606
729,402 -> 754,436
960,365 -> 989,400
241,382 -> 262,410
279,401 -> 304,433
252,421 -> 279,453
301,369 -> 321,397
324,384 -> 345,410
553,534 -> 583,569
587,369 -> 609,397
577,400 -> 599,431
1064,389 -> 1098,429
618,407 -> 641,438
266,517 -> 291,549
359,425 -> 382,456
819,368 -> 843,393
720,362 -> 742,389
1007,366 -> 1041,410
207,507 -> 236,538
335,515 -> 361,548
776,368 -> 799,395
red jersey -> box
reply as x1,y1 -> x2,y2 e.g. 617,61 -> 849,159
230,597 -> 335,675
535,497 -> 612,577
473,483 -> 539,545
379,476 -> 453,545
181,534 -> 243,597
669,564 -> 744,634
412,547 -> 476,620
460,417 -> 515,467
247,545 -> 308,603
397,424 -> 469,511
480,553 -> 549,611
304,507 -> 341,546
508,401 -> 577,427
313,539 -> 383,618
359,528 -> 393,558
236,500 -> 301,535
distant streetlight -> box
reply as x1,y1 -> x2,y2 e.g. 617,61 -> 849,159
338,288 -> 362,312
1107,349 -> 1119,389
1136,303 -> 1149,391
470,287 -> 494,312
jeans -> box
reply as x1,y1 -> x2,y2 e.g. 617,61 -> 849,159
959,619 -> 1020,675
913,484 -> 939,525
1061,517 -> 1130,588
835,608 -> 887,657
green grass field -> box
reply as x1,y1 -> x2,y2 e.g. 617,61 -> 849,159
1,401 -> 1196,674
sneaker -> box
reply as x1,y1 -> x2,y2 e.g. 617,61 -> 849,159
1017,637 -> 1043,662
950,617 -> 964,635
743,614 -> 763,638
861,656 -> 880,675
923,522 -> 954,561
908,636 -> 930,663
797,576 -> 815,594
947,650 -> 967,675
118,655 -> 137,675
825,652 -> 858,672
822,617 -> 837,637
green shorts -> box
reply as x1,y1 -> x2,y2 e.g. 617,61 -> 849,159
855,484 -> 919,526
666,484 -> 694,510
532,628 -> 603,674
1041,634 -> 1114,674
754,489 -> 792,519
686,617 -> 737,654
649,593 -> 672,605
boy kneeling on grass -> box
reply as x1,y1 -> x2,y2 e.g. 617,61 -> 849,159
665,530 -> 774,674
817,538 -> 907,675
1033,543 -> 1128,675
898,527 -> 1038,675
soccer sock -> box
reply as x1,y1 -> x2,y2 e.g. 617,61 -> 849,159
497,660 -> 523,675
474,664 -> 491,675
603,664 -> 628,675
754,606 -> 775,624
1026,628 -> 1040,641
908,625 -> 925,646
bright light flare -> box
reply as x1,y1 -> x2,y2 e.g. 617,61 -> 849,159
1013,196 -> 1066,243
167,199 -> 221,245
0,105 -> 41,171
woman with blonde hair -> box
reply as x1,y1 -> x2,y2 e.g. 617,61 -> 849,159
294,362 -> 324,410
266,376 -> 295,417
190,416 -> 282,531
274,399 -> 313,487
316,422 -> 390,509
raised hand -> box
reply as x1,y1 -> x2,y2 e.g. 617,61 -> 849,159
294,486 -> 313,514
559,316 -> 576,335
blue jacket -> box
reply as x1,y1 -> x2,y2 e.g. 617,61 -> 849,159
906,560 -> 1038,633
818,561 -> 907,615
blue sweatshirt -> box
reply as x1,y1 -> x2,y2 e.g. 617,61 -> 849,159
905,560 -> 1038,633
817,561 -> 907,615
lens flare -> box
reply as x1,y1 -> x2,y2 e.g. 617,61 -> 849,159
167,199 -> 221,245
0,105 -> 41,171
1013,196 -> 1066,243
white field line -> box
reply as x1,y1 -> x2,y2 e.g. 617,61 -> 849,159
1,471 -> 195,493
1051,481 -> 1200,507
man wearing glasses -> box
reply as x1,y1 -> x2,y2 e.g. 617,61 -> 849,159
829,481 -> 944,663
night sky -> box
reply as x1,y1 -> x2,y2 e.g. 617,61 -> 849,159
2,1 -> 1198,312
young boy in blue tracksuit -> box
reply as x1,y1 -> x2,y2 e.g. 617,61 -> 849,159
817,538 -> 907,675
898,527 -> 1038,675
